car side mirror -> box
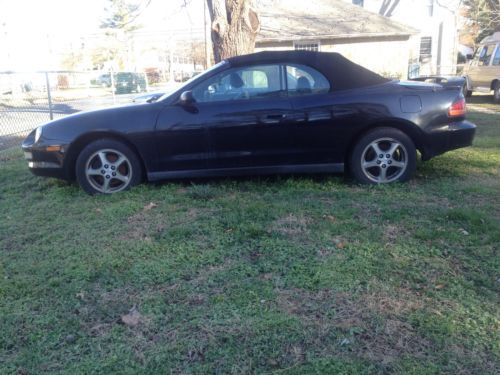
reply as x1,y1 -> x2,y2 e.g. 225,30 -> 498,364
179,90 -> 196,106
466,54 -> 473,60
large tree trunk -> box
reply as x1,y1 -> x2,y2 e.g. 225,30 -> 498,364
206,0 -> 260,62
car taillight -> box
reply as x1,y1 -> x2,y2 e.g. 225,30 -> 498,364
448,97 -> 466,117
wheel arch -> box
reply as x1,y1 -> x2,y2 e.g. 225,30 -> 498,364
344,119 -> 425,170
64,131 -> 147,181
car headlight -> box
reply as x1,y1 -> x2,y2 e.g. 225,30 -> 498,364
35,126 -> 42,143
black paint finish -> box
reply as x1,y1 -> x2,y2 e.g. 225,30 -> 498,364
22,51 -> 476,182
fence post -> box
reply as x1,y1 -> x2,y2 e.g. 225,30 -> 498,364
110,68 -> 115,104
45,72 -> 53,120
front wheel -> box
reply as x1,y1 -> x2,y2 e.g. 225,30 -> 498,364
75,139 -> 143,194
349,128 -> 416,184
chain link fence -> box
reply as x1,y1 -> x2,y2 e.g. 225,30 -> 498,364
0,71 -> 155,151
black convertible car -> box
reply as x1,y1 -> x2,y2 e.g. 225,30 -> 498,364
22,51 -> 475,194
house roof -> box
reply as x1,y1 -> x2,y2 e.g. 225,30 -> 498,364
481,32 -> 500,44
255,0 -> 418,43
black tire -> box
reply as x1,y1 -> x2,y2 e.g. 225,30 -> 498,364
349,127 -> 416,184
463,83 -> 472,98
75,139 -> 143,195
493,82 -> 500,104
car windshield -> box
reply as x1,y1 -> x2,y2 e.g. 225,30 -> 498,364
156,60 -> 228,102
116,73 -> 133,80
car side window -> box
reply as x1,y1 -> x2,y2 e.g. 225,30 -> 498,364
478,45 -> 494,66
492,45 -> 500,66
286,64 -> 330,96
192,64 -> 284,103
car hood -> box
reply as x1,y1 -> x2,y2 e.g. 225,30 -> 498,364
39,102 -> 161,143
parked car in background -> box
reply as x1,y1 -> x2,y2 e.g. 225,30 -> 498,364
96,73 -> 111,88
174,71 -> 194,82
114,72 -> 147,94
22,51 -> 475,194
463,32 -> 500,103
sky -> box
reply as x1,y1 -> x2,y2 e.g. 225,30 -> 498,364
0,0 -> 205,71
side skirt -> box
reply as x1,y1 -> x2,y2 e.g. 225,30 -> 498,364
147,163 -> 345,181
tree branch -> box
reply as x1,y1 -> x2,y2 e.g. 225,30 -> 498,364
385,0 -> 400,17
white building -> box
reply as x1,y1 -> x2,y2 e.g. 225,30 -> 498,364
255,0 -> 418,79
344,0 -> 461,76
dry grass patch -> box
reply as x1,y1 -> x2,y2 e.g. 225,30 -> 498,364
383,224 -> 410,244
271,214 -> 310,236
362,288 -> 426,316
77,287 -> 150,337
275,287 -> 431,365
124,204 -> 165,241
124,205 -> 214,241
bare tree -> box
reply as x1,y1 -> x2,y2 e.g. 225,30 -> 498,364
462,0 -> 500,44
379,0 -> 401,17
206,0 -> 260,62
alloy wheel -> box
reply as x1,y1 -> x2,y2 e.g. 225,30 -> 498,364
360,138 -> 408,183
85,149 -> 133,193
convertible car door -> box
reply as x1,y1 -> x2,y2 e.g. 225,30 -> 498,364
191,64 -> 296,169
154,104 -> 210,172
285,64 -> 351,164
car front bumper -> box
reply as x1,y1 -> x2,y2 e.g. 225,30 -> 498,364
22,130 -> 70,179
422,120 -> 476,160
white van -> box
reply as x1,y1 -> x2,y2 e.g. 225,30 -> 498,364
463,32 -> 500,103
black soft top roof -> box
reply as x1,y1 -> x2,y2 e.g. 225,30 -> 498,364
226,50 -> 389,91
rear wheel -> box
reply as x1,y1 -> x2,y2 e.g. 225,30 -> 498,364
75,139 -> 142,195
493,82 -> 500,104
349,128 -> 416,184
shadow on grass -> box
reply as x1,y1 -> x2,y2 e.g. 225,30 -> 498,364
466,95 -> 494,104
416,155 -> 498,181
150,172 -> 348,189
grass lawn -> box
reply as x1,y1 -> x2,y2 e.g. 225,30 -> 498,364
0,110 -> 499,374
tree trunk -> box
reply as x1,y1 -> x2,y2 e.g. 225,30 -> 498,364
206,0 -> 260,63
379,0 -> 400,17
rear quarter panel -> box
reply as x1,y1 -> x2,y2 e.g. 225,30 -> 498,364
288,81 -> 462,162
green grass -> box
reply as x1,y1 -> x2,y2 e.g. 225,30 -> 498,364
1,111 -> 499,374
